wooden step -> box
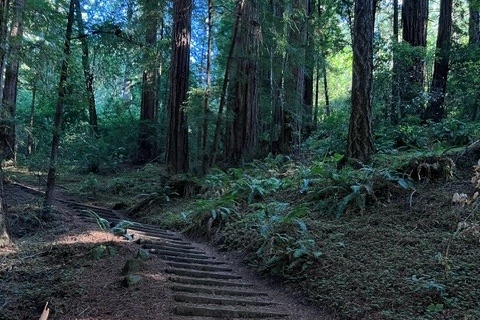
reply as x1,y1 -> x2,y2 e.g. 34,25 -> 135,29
165,261 -> 233,272
161,255 -> 226,265
143,244 -> 206,255
165,268 -> 242,280
173,293 -> 278,306
169,276 -> 255,288
174,304 -> 289,318
171,284 -> 268,297
148,249 -> 213,260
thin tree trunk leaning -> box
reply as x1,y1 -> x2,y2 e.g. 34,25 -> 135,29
423,0 -> 453,122
313,58 -> 320,128
137,0 -> 160,164
43,0 -> 75,216
26,79 -> 37,156
225,0 -> 261,165
0,164 -> 9,247
322,49 -> 330,117
73,0 -> 98,138
201,0 -> 213,174
346,0 -> 376,164
1,0 -> 25,162
210,0 -> 242,167
165,0 -> 192,174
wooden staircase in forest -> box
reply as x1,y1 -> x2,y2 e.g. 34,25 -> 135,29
74,204 -> 292,319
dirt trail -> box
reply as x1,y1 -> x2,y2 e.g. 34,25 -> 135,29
2,183 -> 335,320
74,205 -> 333,320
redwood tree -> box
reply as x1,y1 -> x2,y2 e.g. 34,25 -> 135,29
1,0 -> 25,161
470,0 -> 480,45
400,0 -> 428,117
346,0 -> 376,163
165,0 -> 192,174
74,0 -> 98,138
137,0 -> 161,164
423,0 -> 453,122
225,0 -> 261,165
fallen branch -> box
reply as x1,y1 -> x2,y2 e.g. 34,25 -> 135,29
39,302 -> 49,320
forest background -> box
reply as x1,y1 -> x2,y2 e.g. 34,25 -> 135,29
1,0 -> 480,319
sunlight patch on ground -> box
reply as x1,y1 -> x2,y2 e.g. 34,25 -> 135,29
55,230 -> 124,245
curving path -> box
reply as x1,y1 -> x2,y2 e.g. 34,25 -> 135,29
65,201 -> 332,320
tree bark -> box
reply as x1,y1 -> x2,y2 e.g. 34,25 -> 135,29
269,0 -> 288,154
225,0 -> 261,165
165,0 -> 192,174
137,0 -> 161,164
400,0 -> 428,117
423,0 -> 453,122
469,1 -> 480,46
1,0 -> 25,162
303,0 -> 314,138
74,0 -> 98,138
210,0 -> 242,166
43,0 -> 75,216
346,0 -> 376,164
469,1 -> 480,120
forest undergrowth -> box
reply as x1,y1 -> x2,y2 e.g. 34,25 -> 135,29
4,143 -> 480,319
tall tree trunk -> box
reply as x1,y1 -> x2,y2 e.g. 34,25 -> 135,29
284,0 -> 308,150
43,0 -> 75,216
225,0 -> 261,165
390,0 -> 399,124
303,0 -> 314,138
0,0 -> 9,104
469,1 -> 480,46
469,1 -> 480,120
269,0 -> 288,155
423,0 -> 453,122
74,0 -> 98,136
400,0 -> 428,117
137,0 -> 160,164
165,0 -> 192,174
346,0 -> 376,164
1,0 -> 24,162
210,1 -> 242,166
201,0 -> 213,174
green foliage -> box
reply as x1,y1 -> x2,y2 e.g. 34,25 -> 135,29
231,175 -> 283,203
84,209 -> 137,241
255,233 -> 322,277
186,194 -> 239,237
78,173 -> 99,197
376,118 -> 479,153
91,244 -> 117,260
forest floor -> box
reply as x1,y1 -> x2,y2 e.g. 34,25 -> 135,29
0,175 -> 334,320
1,153 -> 480,319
